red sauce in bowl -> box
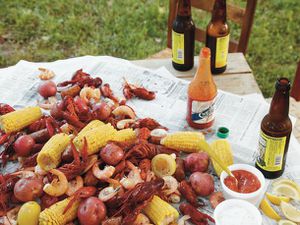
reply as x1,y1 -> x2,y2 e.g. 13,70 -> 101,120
224,170 -> 261,193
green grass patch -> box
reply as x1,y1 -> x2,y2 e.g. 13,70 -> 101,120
0,0 -> 299,97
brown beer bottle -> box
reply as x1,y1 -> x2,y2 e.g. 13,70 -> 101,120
172,0 -> 195,71
206,0 -> 230,74
255,78 -> 292,179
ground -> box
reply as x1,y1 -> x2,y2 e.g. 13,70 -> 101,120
0,0 -> 299,97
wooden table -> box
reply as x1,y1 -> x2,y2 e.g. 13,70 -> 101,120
133,53 -> 262,96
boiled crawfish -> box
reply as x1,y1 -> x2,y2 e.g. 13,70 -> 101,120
132,118 -> 167,130
58,69 -> 102,88
0,173 -> 19,216
123,81 -> 155,101
125,139 -> 178,160
107,178 -> 164,225
0,103 -> 14,115
57,138 -> 88,181
101,83 -> 119,103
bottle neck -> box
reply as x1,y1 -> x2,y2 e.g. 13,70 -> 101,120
194,57 -> 212,82
269,89 -> 290,120
177,0 -> 192,17
211,0 -> 227,23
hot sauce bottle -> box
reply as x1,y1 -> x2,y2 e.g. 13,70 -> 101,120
255,78 -> 292,179
186,47 -> 217,129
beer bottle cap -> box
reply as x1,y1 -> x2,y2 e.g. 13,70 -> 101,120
217,127 -> 229,139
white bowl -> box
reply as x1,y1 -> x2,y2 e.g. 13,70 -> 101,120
220,164 -> 266,205
214,199 -> 262,225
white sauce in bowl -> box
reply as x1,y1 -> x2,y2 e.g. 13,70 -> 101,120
216,206 -> 259,225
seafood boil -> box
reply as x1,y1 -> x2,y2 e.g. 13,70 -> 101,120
0,69 -> 231,225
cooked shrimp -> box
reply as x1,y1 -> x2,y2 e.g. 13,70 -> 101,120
43,169 -> 68,197
38,67 -> 55,80
92,164 -> 115,180
80,86 -> 101,103
83,155 -> 98,173
162,175 -> 179,196
98,186 -> 120,202
120,161 -> 143,189
11,170 -> 36,179
66,176 -> 84,196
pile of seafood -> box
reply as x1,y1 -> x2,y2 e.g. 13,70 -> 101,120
0,69 -> 226,225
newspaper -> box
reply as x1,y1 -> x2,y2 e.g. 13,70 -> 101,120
0,56 -> 300,225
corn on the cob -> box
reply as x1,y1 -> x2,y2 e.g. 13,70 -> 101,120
79,120 -> 104,134
210,139 -> 234,176
144,195 -> 179,225
37,133 -> 70,171
39,197 -> 80,225
160,131 -> 205,152
73,123 -> 117,155
0,106 -> 42,134
111,128 -> 136,143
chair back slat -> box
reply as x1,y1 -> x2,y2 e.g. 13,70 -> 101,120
167,0 -> 257,54
291,61 -> 300,101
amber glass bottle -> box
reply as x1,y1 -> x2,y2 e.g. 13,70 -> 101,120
206,0 -> 230,74
255,78 -> 292,179
172,0 -> 195,71
186,47 -> 217,129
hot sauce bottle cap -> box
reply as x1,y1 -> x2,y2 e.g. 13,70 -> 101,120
201,47 -> 211,58
217,127 -> 229,139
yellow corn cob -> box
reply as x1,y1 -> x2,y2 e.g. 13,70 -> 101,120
160,131 -> 205,152
37,133 -> 71,171
210,139 -> 234,176
39,197 -> 80,225
73,123 -> 117,155
144,195 -> 179,225
0,106 -> 42,134
111,128 -> 136,143
79,120 -> 104,133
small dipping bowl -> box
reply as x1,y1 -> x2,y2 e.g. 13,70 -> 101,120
220,164 -> 265,205
214,199 -> 262,225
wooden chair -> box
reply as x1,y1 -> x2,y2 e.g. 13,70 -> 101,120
291,61 -> 300,101
151,0 -> 257,59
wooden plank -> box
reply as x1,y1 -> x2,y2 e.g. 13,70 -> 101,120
183,73 -> 261,95
191,0 -> 245,25
291,61 -> 300,101
139,52 -> 252,77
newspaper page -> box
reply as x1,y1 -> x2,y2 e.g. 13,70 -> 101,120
0,56 -> 300,225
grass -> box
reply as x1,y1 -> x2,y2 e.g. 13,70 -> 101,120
0,0 -> 299,97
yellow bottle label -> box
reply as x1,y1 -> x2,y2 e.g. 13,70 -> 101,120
172,30 -> 184,64
256,130 -> 287,172
215,34 -> 229,68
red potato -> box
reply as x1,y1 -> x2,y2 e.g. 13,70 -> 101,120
13,135 -> 35,157
74,96 -> 89,114
209,191 -> 225,209
13,177 -> 43,202
92,102 -> 112,121
189,172 -> 214,196
38,80 -> 57,98
50,101 -> 64,119
100,143 -> 124,166
78,197 -> 107,225
184,152 -> 209,173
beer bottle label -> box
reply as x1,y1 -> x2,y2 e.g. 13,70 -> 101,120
190,99 -> 215,124
215,34 -> 230,68
256,130 -> 287,172
172,30 -> 184,64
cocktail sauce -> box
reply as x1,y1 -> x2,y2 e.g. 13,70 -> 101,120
224,170 -> 260,193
